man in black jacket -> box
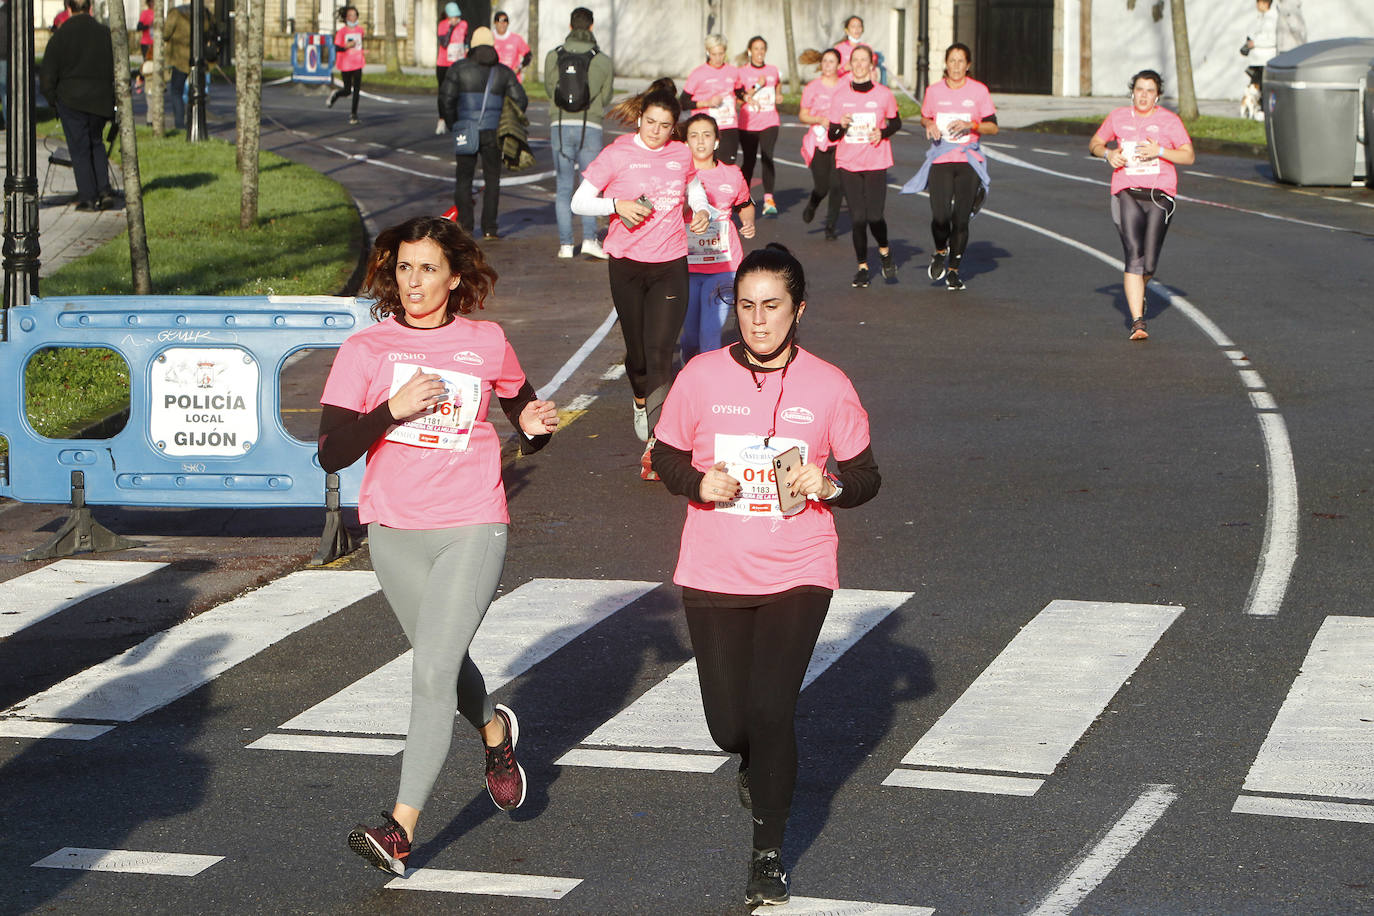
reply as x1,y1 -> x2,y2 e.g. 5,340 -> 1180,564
39,0 -> 115,211
438,26 -> 527,239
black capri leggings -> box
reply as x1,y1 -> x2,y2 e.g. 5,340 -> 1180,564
807,146 -> 845,229
928,161 -> 980,269
685,588 -> 831,851
839,168 -> 889,263
716,128 -> 740,166
339,68 -> 362,116
606,256 -> 689,435
1111,188 -> 1175,276
739,126 -> 779,195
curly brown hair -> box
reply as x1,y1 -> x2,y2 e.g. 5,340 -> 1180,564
363,216 -> 497,322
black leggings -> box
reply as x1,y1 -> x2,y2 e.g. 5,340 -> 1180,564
1111,188 -> 1175,276
839,168 -> 889,263
339,68 -> 362,116
685,589 -> 831,851
435,65 -> 449,118
807,146 -> 845,229
607,256 -> 689,435
739,126 -> 778,195
716,128 -> 740,166
928,161 -> 980,269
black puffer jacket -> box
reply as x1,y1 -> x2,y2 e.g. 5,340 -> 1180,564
39,13 -> 115,117
438,44 -> 527,132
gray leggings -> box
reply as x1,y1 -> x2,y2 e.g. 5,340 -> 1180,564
368,522 -> 507,811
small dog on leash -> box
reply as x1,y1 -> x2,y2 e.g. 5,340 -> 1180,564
1240,81 -> 1263,120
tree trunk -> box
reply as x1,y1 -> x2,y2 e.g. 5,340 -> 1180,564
1080,0 -> 1092,96
527,0 -> 538,81
781,0 -> 798,95
309,0 -> 320,32
384,0 -> 401,74
410,0 -> 422,66
1169,0 -> 1198,119
147,0 -> 166,132
107,0 -> 153,292
239,0 -> 266,227
235,0 -> 249,170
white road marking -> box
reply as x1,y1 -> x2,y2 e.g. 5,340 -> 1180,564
1232,795 -> 1374,824
1,720 -> 112,740
882,769 -> 1043,796
318,144 -> 555,188
32,848 -> 223,876
556,748 -> 727,771
762,897 -> 935,915
1030,147 -> 1069,156
980,140 -> 1018,149
0,571 -> 379,734
560,590 -> 912,771
538,308 -> 619,401
1236,616 -> 1374,808
1245,412 -> 1299,618
245,733 -> 405,755
265,579 -> 658,740
1249,391 -> 1278,411
1184,169 -> 1218,178
887,600 -> 1181,794
385,868 -> 582,898
1027,785 -> 1177,916
563,393 -> 598,412
1238,369 -> 1266,389
0,559 -> 167,639
601,364 -> 627,381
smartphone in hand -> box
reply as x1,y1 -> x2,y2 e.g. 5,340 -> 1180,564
772,447 -> 806,517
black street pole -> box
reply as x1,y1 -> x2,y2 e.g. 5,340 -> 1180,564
3,0 -> 41,332
916,0 -> 930,98
188,0 -> 208,140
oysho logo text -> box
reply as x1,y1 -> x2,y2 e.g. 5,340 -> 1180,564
712,404 -> 751,415
389,352 -> 427,362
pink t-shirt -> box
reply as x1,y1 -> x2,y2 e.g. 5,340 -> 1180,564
493,30 -> 530,80
686,162 -> 751,274
921,78 -> 997,165
138,8 -> 154,46
583,134 -> 694,263
685,63 -> 740,130
835,38 -> 871,75
335,24 -> 366,72
655,347 -> 871,595
737,64 -> 781,132
320,316 -> 527,529
828,81 -> 898,172
1093,106 -> 1192,196
800,77 -> 844,162
437,18 -> 468,66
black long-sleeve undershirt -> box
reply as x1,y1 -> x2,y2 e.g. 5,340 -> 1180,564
317,379 -> 550,473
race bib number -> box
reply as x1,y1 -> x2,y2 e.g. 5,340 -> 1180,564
688,213 -> 732,266
384,362 -> 481,451
845,111 -> 877,144
751,85 -> 776,113
1121,140 -> 1161,176
936,111 -> 973,144
446,42 -> 465,65
713,434 -> 807,518
709,95 -> 737,129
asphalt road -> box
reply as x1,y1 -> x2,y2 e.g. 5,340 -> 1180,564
1,79 -> 1372,915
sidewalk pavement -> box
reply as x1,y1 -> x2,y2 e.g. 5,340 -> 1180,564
0,129 -> 127,280
0,92 -> 1244,283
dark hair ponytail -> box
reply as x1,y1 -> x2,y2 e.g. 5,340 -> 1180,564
734,243 -> 807,310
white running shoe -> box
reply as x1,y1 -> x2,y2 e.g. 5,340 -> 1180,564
581,238 -> 608,260
434,117 -> 447,136
557,244 -> 575,259
632,402 -> 649,442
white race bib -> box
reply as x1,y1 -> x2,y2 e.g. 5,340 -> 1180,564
1121,140 -> 1161,176
845,111 -> 877,144
713,434 -> 808,518
687,213 -> 733,266
936,111 -> 973,144
384,363 -> 481,451
709,95 -> 737,129
751,85 -> 776,113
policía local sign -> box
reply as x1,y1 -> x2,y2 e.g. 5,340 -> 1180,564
148,347 -> 259,456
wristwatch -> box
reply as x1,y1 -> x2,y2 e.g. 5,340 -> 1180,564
823,472 -> 843,502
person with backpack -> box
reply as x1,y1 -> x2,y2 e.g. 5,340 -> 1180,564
543,6 -> 614,260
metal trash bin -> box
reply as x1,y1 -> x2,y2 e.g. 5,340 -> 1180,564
1263,38 -> 1374,186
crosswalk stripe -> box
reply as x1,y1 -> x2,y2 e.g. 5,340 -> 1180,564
244,733 -> 405,755
1231,795 -> 1374,824
253,579 -> 659,746
0,570 -> 379,735
383,867 -> 582,898
885,600 -> 1183,796
32,848 -> 224,876
1233,615 -> 1374,822
881,769 -> 1043,796
763,897 -> 935,915
0,559 -> 167,639
559,589 -> 913,772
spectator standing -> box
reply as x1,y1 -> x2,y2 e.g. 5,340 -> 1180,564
491,10 -> 530,82
163,3 -> 210,130
544,5 -> 614,260
39,0 -> 115,211
135,0 -> 155,93
435,3 -> 468,134
440,26 -> 527,239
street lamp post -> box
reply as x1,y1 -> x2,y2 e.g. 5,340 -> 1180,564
3,0 -> 41,331
916,0 -> 930,98
188,0 -> 209,140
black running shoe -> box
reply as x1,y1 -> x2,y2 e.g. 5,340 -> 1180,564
326,89 -> 341,109
802,201 -> 817,223
852,266 -> 870,288
824,225 -> 838,241
737,768 -> 752,810
348,813 -> 411,876
945,269 -> 965,292
746,848 -> 789,906
928,251 -> 947,280
881,251 -> 897,280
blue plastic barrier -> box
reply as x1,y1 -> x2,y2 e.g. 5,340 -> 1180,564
291,32 -> 336,84
0,295 -> 370,515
